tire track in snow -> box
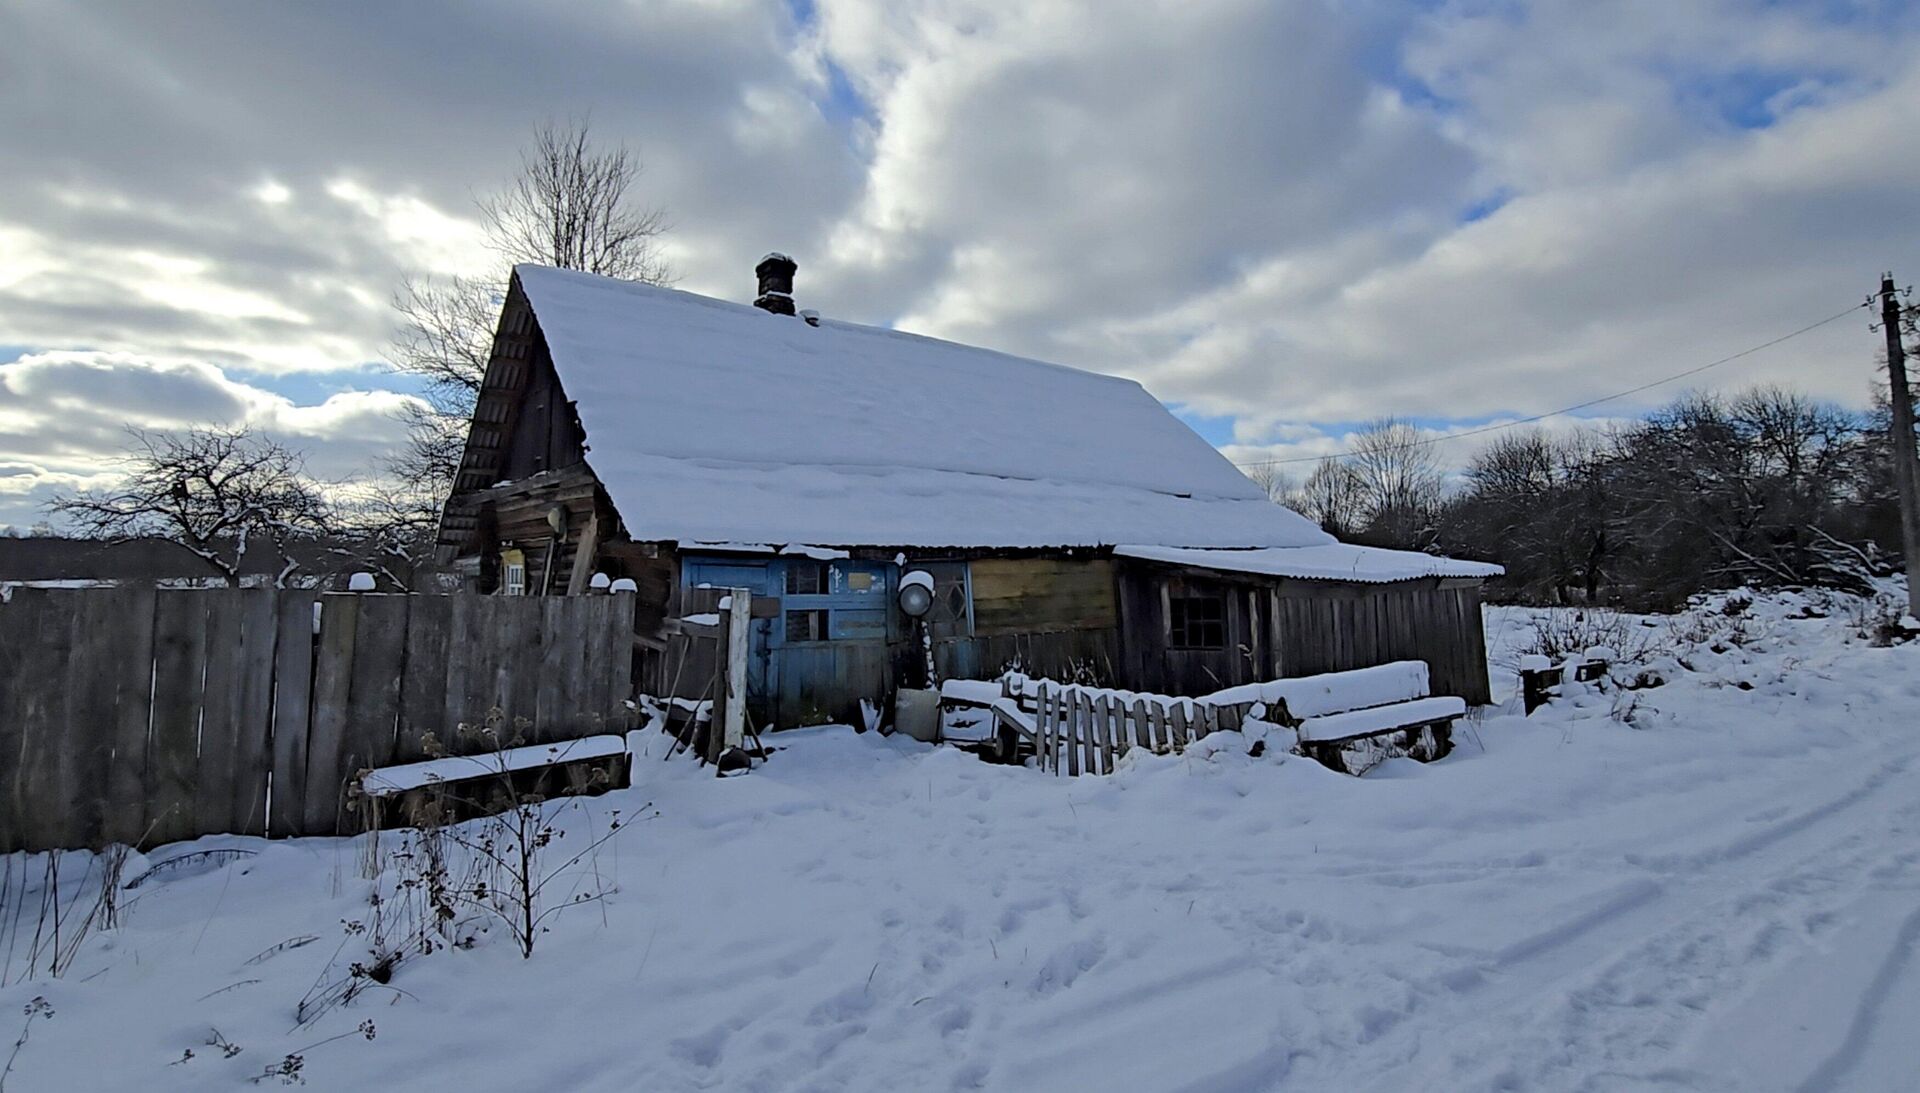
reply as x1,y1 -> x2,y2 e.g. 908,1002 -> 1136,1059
1793,902 -> 1920,1093
1252,752 -> 1920,1091
1390,770 -> 1920,1091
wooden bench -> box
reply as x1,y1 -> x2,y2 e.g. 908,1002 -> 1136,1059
353,734 -> 631,829
1518,647 -> 1615,715
936,677 -> 1038,763
1260,661 -> 1466,775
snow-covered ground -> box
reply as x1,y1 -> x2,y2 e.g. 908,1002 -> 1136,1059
4,586 -> 1918,1091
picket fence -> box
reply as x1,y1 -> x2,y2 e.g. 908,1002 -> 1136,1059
1028,681 -> 1253,776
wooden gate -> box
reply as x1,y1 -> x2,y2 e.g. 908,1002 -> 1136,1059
0,587 -> 635,852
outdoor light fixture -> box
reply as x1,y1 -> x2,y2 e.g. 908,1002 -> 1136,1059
545,503 -> 568,538
898,570 -> 934,617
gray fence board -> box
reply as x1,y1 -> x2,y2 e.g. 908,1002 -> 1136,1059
395,594 -> 452,762
269,590 -> 317,837
303,594 -> 359,835
0,595 -> 32,851
104,587 -> 158,846
229,590 -> 279,836
194,591 -> 248,838
62,591 -> 129,848
12,594 -> 72,851
340,594 -> 409,781
147,591 -> 209,848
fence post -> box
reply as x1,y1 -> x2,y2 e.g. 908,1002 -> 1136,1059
710,587 -> 751,769
1035,682 -> 1052,774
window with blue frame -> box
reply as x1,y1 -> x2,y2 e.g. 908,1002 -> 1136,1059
787,559 -> 888,642
681,556 -> 968,645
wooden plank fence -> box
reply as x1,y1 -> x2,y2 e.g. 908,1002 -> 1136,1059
0,587 -> 635,853
1030,681 -> 1248,776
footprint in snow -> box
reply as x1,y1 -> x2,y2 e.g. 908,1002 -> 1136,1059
669,1024 -> 730,1069
1030,938 -> 1106,996
807,983 -> 877,1026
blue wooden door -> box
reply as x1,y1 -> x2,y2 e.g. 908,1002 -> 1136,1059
681,558 -> 777,712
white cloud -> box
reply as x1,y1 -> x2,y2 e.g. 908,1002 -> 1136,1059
0,351 -> 426,528
3,0 -> 1917,526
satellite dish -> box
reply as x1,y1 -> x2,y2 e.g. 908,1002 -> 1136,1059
898,570 -> 934,617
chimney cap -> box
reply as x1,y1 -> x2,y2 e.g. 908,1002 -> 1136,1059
757,252 -> 796,274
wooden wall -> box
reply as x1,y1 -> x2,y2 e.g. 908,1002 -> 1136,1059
1267,579 -> 1491,705
1114,569 -> 1266,696
632,553 -> 1490,731
1115,562 -> 1492,705
970,558 -> 1116,635
499,333 -> 587,481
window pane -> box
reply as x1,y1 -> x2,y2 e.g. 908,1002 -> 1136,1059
785,609 -> 828,642
785,561 -> 825,595
1169,593 -> 1226,649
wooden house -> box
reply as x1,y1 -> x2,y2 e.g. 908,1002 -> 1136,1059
435,256 -> 1502,727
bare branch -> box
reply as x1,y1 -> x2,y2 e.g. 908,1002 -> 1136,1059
46,427 -> 331,587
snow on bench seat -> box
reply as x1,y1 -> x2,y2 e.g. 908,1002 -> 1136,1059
938,678 -> 1005,705
359,734 -> 628,797
1255,661 -> 1432,722
1296,696 -> 1467,744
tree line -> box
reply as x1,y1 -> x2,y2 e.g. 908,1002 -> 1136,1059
1250,387 -> 1911,609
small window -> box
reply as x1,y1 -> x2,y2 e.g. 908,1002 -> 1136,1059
785,609 -> 828,642
503,562 -> 527,597
1169,594 -> 1225,649
786,561 -> 826,595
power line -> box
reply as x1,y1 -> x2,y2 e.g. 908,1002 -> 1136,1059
1231,301 -> 1870,470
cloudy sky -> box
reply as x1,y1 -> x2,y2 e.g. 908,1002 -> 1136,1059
3,0 -> 1917,529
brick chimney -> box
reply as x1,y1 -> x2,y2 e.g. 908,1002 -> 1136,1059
754,252 -> 797,316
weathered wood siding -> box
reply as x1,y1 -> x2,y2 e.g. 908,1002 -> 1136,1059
934,627 -> 1119,687
969,557 -> 1116,635
1114,570 -> 1265,696
498,333 -> 587,481
1267,579 -> 1491,706
1115,562 -> 1492,705
0,588 -> 635,853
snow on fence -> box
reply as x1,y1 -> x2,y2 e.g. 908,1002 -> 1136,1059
0,586 -> 635,854
1025,679 -> 1251,776
1007,660 -> 1463,777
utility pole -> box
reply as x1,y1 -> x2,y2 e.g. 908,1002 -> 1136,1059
1879,273 -> 1920,617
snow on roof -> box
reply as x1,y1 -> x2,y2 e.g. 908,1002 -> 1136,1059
1112,544 -> 1505,583
514,265 -> 1332,550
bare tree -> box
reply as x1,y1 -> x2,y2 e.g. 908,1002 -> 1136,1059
329,481 -> 447,591
1346,417 -> 1446,547
1242,462 -> 1297,504
1295,457 -> 1367,537
389,117 -> 674,503
478,117 -> 673,283
392,274 -> 497,400
47,427 -> 330,587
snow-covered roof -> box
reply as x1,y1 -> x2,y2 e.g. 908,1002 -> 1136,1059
514,264 -> 1333,550
1113,544 -> 1505,583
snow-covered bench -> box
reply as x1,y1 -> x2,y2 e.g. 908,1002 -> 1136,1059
353,734 -> 630,828
1518,647 -> 1615,714
1259,661 -> 1464,774
937,677 -> 1037,763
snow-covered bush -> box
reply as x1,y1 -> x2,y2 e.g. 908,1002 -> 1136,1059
1847,595 -> 1915,647
1514,607 -> 1662,668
